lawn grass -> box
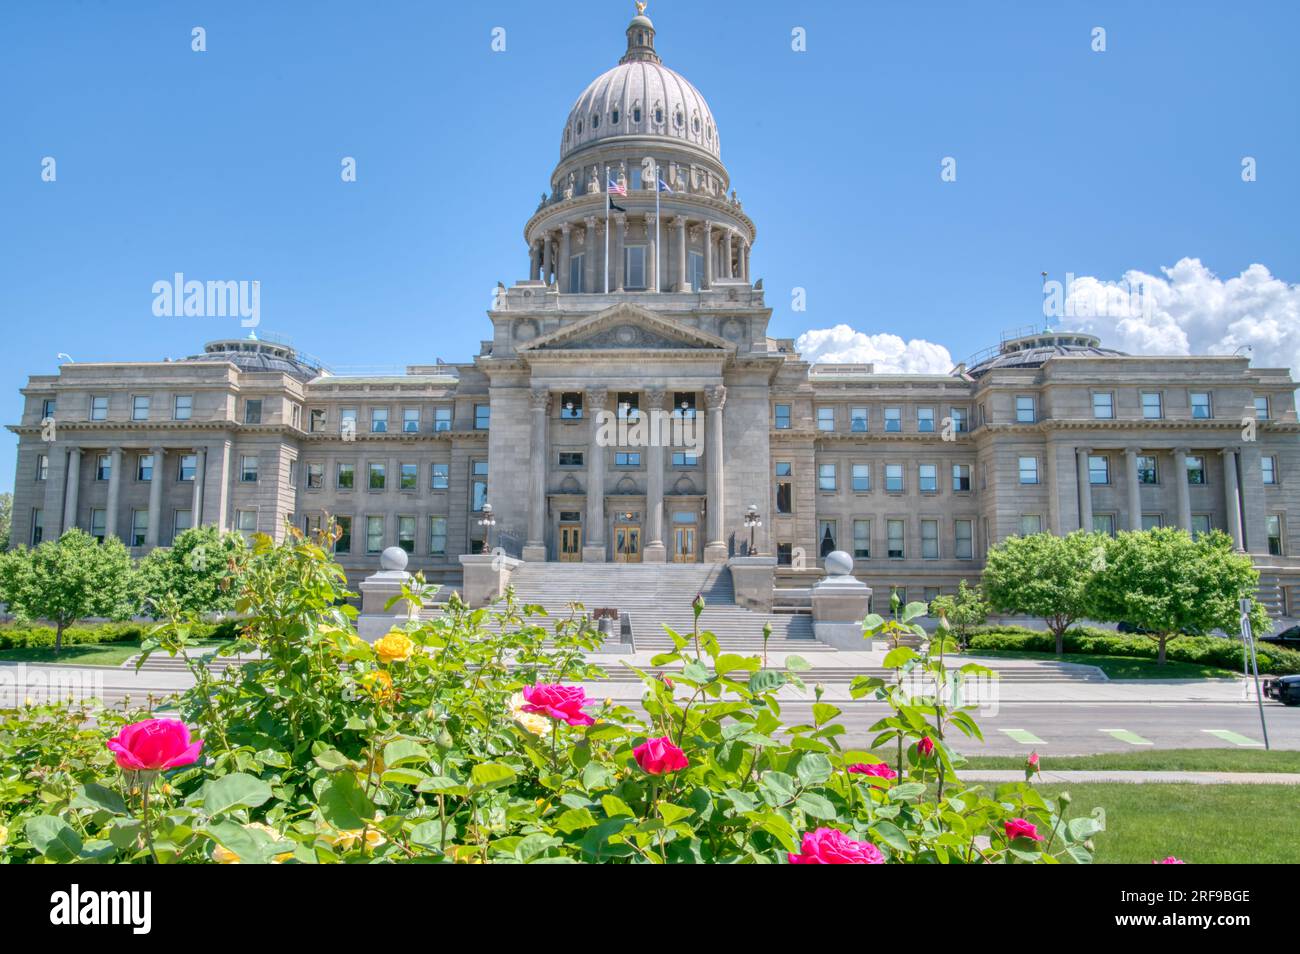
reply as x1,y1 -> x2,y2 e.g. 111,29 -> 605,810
0,639 -> 228,667
963,649 -> 1238,680
961,747 -> 1300,773
1034,783 -> 1300,864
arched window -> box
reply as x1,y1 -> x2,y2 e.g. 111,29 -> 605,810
633,106 -> 642,123
612,108 -> 620,125
592,112 -> 600,129
654,107 -> 663,124
692,115 -> 700,133
673,110 -> 683,128
576,119 -> 583,134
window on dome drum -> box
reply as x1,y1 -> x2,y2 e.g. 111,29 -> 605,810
852,463 -> 870,492
1089,455 -> 1110,485
431,463 -> 449,490
674,111 -> 683,128
1018,457 -> 1039,484
887,520 -> 905,559
1092,392 -> 1114,419
955,520 -> 974,559
921,520 -> 939,559
560,392 -> 584,420
654,108 -> 663,124
885,464 -> 903,493
611,109 -> 620,125
1191,514 -> 1212,538
1190,392 -> 1212,419
692,116 -> 700,133
1020,515 -> 1042,536
1255,396 -> 1270,420
917,407 -> 935,432
337,463 -> 354,490
818,463 -> 836,492
1015,396 -> 1036,423
1268,515 -> 1284,556
775,462 -> 792,513
853,520 -> 870,559
576,120 -> 583,134
1186,456 -> 1205,485
1137,456 -> 1158,484
403,408 -> 420,433
400,463 -> 418,490
1262,456 -> 1277,485
1141,391 -> 1163,419
570,254 -> 585,292
1093,513 -> 1116,536
818,521 -> 837,558
816,407 -> 835,431
952,464 -> 971,492
1142,514 -> 1163,531
368,463 -> 385,490
591,113 -> 599,128
371,407 -> 388,433
918,464 -> 937,493
850,407 -> 868,432
244,399 -> 262,424
688,251 -> 705,290
629,167 -> 642,190
884,407 -> 901,432
633,107 -> 642,123
774,404 -> 791,429
625,246 -> 646,289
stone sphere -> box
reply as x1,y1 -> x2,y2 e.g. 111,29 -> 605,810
824,550 -> 854,576
380,546 -> 409,572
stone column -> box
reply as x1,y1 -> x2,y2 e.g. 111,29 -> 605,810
584,217 -> 599,293
1045,441 -> 1061,535
1173,447 -> 1192,531
704,385 -> 728,562
741,239 -> 750,282
1076,447 -> 1093,531
702,221 -> 714,288
722,230 -> 733,279
1123,447 -> 1142,531
1239,443 -> 1268,554
529,239 -> 541,281
583,388 -> 609,562
105,447 -> 124,540
673,216 -> 688,291
643,388 -> 667,562
541,232 -> 553,285
62,446 -> 82,530
612,214 -> 626,291
645,214 -> 658,292
146,446 -> 166,546
191,446 -> 207,525
559,224 -> 572,293
523,389 -> 550,561
1222,447 -> 1244,550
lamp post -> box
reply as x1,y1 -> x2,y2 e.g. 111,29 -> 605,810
744,503 -> 762,555
477,502 -> 497,553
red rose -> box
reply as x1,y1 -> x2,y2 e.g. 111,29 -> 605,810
788,828 -> 885,865
1004,818 -> 1043,842
107,718 -> 203,772
521,683 -> 594,726
847,762 -> 898,785
632,736 -> 689,775
916,736 -> 935,758
1153,856 -> 1186,864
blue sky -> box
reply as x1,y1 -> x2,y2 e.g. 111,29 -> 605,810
2,0 -> 1298,491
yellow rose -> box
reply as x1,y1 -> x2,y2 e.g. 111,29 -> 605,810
360,670 -> 394,702
509,691 -> 551,737
329,828 -> 387,852
373,631 -> 415,664
212,823 -> 293,864
0,824 -> 8,846
212,843 -> 240,864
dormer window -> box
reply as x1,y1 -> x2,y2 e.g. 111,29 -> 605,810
611,108 -> 620,124
591,112 -> 600,129
654,107 -> 663,124
673,110 -> 683,128
692,115 -> 700,133
576,119 -> 583,134
633,106 -> 642,123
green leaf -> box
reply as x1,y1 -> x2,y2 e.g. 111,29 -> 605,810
415,775 -> 470,797
319,772 -> 376,829
26,815 -> 83,862
204,772 -> 273,816
380,768 -> 428,786
601,794 -> 635,818
795,753 -> 833,786
760,770 -> 797,804
658,802 -> 694,826
812,702 -> 841,727
470,762 -> 517,790
515,833 -> 561,861
870,820 -> 911,854
313,748 -> 361,772
882,647 -> 919,668
748,670 -> 787,694
682,660 -> 711,683
73,782 -> 127,816
794,792 -> 837,819
889,782 -> 926,801
785,654 -> 812,672
555,807 -> 598,833
382,738 -> 430,768
715,653 -> 759,676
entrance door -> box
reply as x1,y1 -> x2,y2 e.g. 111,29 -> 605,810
673,526 -> 697,563
559,525 -> 582,561
614,525 -> 642,563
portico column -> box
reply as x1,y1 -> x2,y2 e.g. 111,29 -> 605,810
541,232 -> 553,285
1076,447 -> 1093,531
673,216 -> 688,291
643,388 -> 667,562
703,385 -> 728,562
105,447 -> 124,540
62,446 -> 82,530
559,224 -> 572,293
584,217 -> 598,293
1173,447 -> 1192,531
722,230 -> 733,278
741,239 -> 750,282
523,389 -> 550,561
191,446 -> 207,525
702,221 -> 714,288
646,214 -> 658,292
1123,447 -> 1142,531
146,446 -> 166,546
583,388 -> 609,562
1045,442 -> 1061,535
529,239 -> 541,281
1222,448 -> 1244,550
612,214 -> 626,291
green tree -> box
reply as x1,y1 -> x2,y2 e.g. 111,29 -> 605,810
0,529 -> 135,653
0,491 -> 12,550
1090,528 -> 1269,665
929,579 -> 989,644
981,531 -> 1106,655
132,526 -> 247,618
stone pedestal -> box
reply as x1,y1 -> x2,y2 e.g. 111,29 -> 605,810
728,555 -> 776,611
459,552 -> 524,608
642,541 -> 667,562
357,547 -> 419,642
582,545 -> 607,563
521,544 -> 547,562
810,551 -> 873,651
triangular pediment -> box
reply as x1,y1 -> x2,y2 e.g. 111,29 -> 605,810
519,303 -> 731,352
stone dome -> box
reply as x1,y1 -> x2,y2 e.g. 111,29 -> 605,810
560,11 -> 720,163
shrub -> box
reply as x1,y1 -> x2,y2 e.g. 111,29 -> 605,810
0,619 -> 239,652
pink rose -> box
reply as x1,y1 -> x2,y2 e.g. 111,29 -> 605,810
1153,856 -> 1186,864
1027,751 -> 1039,768
521,683 -> 594,726
916,736 -> 935,758
788,828 -> 885,865
1004,818 -> 1043,842
107,718 -> 203,772
633,736 -> 689,775
847,762 -> 898,785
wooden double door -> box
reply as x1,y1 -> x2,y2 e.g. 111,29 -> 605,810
559,524 -> 582,561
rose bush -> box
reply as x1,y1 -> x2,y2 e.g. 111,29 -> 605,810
0,528 -> 1104,863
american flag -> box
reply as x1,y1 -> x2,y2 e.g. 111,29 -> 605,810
608,177 -> 628,197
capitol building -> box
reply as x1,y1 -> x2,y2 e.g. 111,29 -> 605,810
9,8 -> 1300,617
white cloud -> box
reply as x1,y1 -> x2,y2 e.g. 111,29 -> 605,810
1058,258 -> 1300,375
795,324 -> 954,374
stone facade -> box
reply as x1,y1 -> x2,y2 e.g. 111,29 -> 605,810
8,9 -> 1300,616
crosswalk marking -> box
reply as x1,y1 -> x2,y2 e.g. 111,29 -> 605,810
1101,728 -> 1153,745
1202,729 -> 1264,747
1000,728 -> 1045,745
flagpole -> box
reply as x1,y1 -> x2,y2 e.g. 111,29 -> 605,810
603,164 -> 610,294
654,161 -> 661,293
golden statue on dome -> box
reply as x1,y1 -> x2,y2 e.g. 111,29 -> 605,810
635,1 -> 648,15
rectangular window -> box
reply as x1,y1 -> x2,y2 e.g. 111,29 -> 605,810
91,396 -> 108,420
615,451 -> 641,467
625,245 -> 646,289
950,407 -> 968,433
818,463 -> 836,492
1093,513 -> 1116,536
434,406 -> 453,431
673,392 -> 698,419
616,392 -> 641,420
131,510 -> 149,547
559,451 -> 584,467
178,454 -> 196,481
775,462 -> 792,514
1254,396 -> 1270,421
954,519 -> 973,559
851,463 -> 870,492
1015,396 -> 1036,423
885,463 -> 903,493
132,395 -> 150,421
850,407 -> 868,432
818,520 -> 837,558
560,393 -> 583,420
1262,456 -> 1277,485
244,399 -> 262,425
288,459 -> 298,488
42,398 -> 56,419
400,463 -> 418,490
306,462 -> 323,489
672,451 -> 698,466
431,462 -> 449,490
1019,514 -> 1042,536
1186,455 -> 1205,485
31,509 -> 44,545
475,404 -> 490,430
853,519 -> 871,559
1018,456 -> 1039,484
1137,455 -> 1158,484
1141,391 -> 1163,419
884,407 -> 901,432
774,403 -> 791,429
137,454 -> 154,482
918,463 -> 937,493
1267,515 -> 1283,556
398,516 -> 416,554
917,407 -> 935,433
371,407 -> 388,433
952,464 -> 971,492
339,408 -> 358,439
1190,392 -> 1212,419
429,516 -> 448,556
1141,513 -> 1163,531
777,542 -> 793,566
688,251 -> 705,291
920,519 -> 939,559
174,395 -> 193,420
240,455 -> 258,482
96,454 -> 111,481
337,463 -> 355,489
403,407 -> 420,433
368,463 -> 386,490
816,407 -> 835,432
1191,514 -> 1212,538
36,453 -> 48,481
90,509 -> 106,543
569,253 -> 585,293
1092,392 -> 1114,419
887,519 -> 904,559
1089,455 -> 1109,485
472,460 -> 488,512
310,408 -> 326,432
366,516 -> 385,553
172,509 -> 192,543
335,516 -> 352,554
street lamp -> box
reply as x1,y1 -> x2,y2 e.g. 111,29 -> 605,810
477,502 -> 497,552
744,503 -> 762,555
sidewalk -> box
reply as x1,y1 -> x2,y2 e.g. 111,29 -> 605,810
960,769 -> 1300,785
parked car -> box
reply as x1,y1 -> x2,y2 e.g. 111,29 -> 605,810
1259,624 -> 1300,648
1263,674 -> 1300,706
